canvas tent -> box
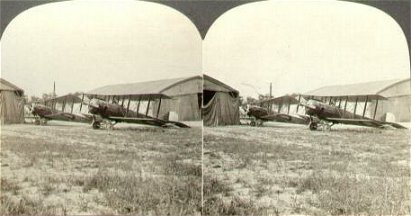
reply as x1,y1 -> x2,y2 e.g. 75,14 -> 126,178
87,76 -> 202,121
203,75 -> 240,126
306,78 -> 411,122
152,76 -> 202,121
0,78 -> 25,124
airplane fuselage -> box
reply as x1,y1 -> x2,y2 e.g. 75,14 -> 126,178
32,104 -> 92,123
247,106 -> 270,119
305,99 -> 367,121
88,99 -> 143,119
32,104 -> 53,118
247,105 -> 309,125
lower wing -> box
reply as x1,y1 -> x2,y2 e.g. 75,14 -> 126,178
107,117 -> 190,128
326,118 -> 407,129
44,113 -> 92,123
260,113 -> 309,125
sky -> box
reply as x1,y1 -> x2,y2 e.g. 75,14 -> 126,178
204,0 -> 410,98
1,0 -> 410,98
1,0 -> 202,97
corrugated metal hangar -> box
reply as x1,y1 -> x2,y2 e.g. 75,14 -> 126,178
306,78 -> 411,122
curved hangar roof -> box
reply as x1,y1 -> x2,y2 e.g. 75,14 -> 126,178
0,78 -> 24,96
203,74 -> 239,95
304,78 -> 410,101
86,76 -> 202,100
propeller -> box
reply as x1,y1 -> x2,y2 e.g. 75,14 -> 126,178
298,96 -> 316,110
88,98 -> 101,110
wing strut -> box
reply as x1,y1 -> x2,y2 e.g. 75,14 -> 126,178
362,95 -> 368,118
373,98 -> 379,120
287,102 -> 290,114
71,97 -> 75,114
126,96 -> 131,116
353,96 -> 358,118
343,96 -> 348,118
156,96 -> 162,118
62,100 -> 66,112
80,94 -> 84,112
338,98 -> 342,108
136,98 -> 141,117
296,95 -> 301,113
146,96 -> 151,117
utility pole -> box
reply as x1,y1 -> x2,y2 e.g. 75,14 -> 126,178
269,82 -> 272,99
53,81 -> 56,97
52,81 -> 56,110
269,82 -> 273,113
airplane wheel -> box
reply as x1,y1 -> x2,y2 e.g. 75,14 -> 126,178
250,121 -> 256,127
309,122 -> 318,130
92,121 -> 101,129
326,124 -> 332,131
40,119 -> 47,125
34,119 -> 40,125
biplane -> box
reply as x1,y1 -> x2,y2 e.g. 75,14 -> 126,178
30,94 -> 92,125
246,95 -> 310,126
82,93 -> 190,129
299,94 -> 407,130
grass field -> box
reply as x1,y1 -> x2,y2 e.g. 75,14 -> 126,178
203,122 -> 411,215
0,122 -> 201,215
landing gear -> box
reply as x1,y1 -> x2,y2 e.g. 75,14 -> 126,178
91,115 -> 101,129
250,118 -> 263,127
308,118 -> 334,131
322,122 -> 334,131
34,118 -> 41,125
92,121 -> 101,129
250,121 -> 256,126
34,118 -> 47,125
309,122 -> 318,130
41,119 -> 48,125
309,116 -> 318,130
91,117 -> 117,130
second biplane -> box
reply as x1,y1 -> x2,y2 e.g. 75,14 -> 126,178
246,95 -> 310,126
299,94 -> 407,130
30,94 -> 92,125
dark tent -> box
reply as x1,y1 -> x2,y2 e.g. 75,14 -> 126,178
0,78 -> 25,124
203,75 -> 240,126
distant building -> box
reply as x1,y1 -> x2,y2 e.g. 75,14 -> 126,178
203,75 -> 240,126
0,78 -> 25,124
306,78 -> 411,122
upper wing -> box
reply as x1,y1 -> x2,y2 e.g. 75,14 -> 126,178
107,117 -> 190,128
326,118 -> 407,129
259,95 -> 299,105
301,94 -> 387,102
46,94 -> 83,104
